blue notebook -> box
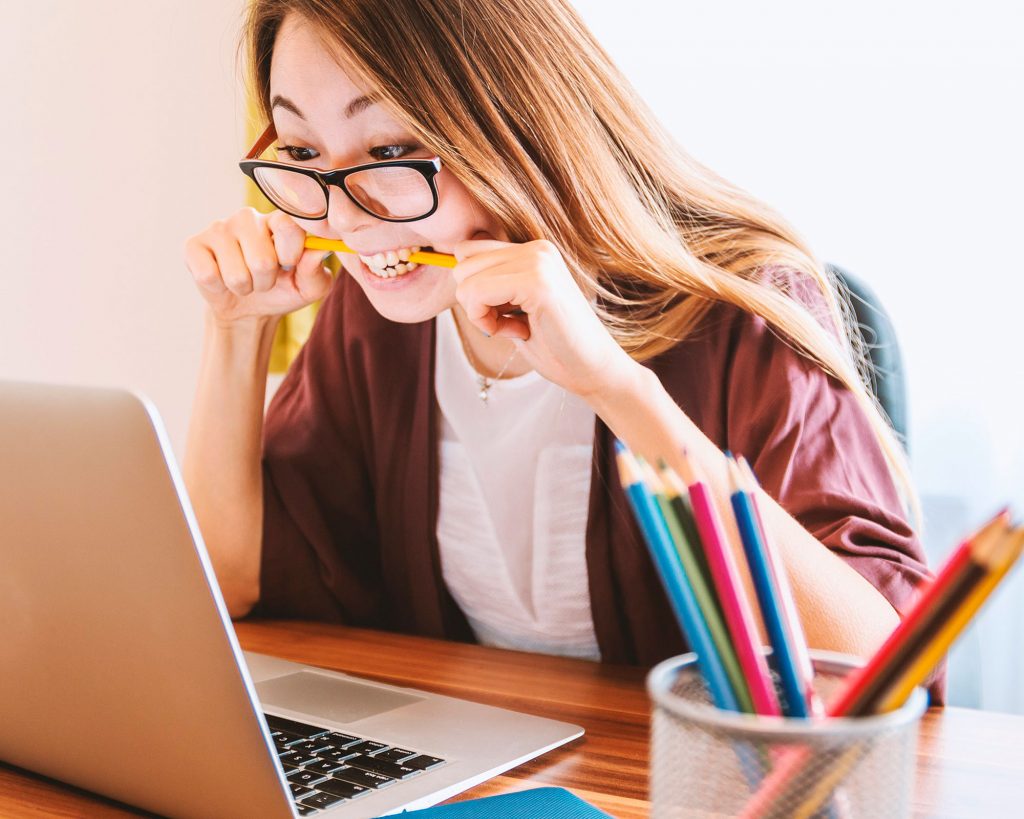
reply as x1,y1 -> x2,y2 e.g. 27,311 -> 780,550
396,787 -> 612,818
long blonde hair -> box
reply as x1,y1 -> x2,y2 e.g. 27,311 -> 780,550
243,0 -> 918,519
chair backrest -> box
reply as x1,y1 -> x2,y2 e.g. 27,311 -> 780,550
827,264 -> 909,450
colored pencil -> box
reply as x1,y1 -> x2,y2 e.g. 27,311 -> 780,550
647,462 -> 756,714
304,235 -> 457,268
737,456 -> 823,717
827,510 -> 1011,717
728,456 -> 803,718
614,444 -> 739,711
675,450 -> 779,717
739,516 -> 1022,819
877,525 -> 1024,712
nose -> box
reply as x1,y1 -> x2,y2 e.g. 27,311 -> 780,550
323,182 -> 377,236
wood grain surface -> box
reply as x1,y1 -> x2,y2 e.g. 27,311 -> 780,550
1,619 -> 1021,817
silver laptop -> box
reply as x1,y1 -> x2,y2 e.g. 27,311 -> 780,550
0,381 -> 583,818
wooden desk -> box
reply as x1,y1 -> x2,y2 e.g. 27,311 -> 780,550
2,620 -> 1022,817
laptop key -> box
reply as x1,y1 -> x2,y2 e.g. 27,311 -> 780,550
315,778 -> 371,799
300,791 -> 347,810
272,730 -> 305,749
280,751 -> 321,767
295,805 -> 318,816
265,714 -> 331,738
315,747 -> 360,764
286,769 -> 328,787
347,740 -> 388,755
304,758 -> 346,776
375,747 -> 416,764
324,732 -> 362,748
288,739 -> 334,754
347,754 -> 420,779
403,754 -> 446,771
330,766 -> 396,789
289,783 -> 315,798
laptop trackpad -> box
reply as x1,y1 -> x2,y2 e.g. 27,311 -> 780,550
257,671 -> 422,724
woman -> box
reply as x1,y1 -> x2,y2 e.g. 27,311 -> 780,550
183,0 -> 931,668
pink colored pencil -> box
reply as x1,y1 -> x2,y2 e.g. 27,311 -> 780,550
677,451 -> 780,716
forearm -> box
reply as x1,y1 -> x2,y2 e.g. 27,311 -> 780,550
183,311 -> 280,618
585,361 -> 900,659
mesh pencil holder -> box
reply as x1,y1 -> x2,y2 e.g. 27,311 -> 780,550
647,650 -> 928,819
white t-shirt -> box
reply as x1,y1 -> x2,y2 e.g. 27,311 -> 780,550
434,309 -> 600,660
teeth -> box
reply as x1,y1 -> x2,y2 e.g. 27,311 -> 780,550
357,246 -> 424,278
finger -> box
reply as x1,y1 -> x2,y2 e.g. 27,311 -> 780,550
450,243 -> 530,285
492,313 -> 531,340
267,209 -> 307,272
455,259 -> 540,321
453,230 -> 511,266
293,248 -> 334,303
184,238 -> 227,295
231,211 -> 281,293
207,232 -> 255,296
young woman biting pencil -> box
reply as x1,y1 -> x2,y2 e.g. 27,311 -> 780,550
182,0 -> 934,679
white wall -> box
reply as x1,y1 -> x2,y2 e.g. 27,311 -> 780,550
0,0 -> 248,458
572,0 -> 1024,710
3,1 -> 1021,710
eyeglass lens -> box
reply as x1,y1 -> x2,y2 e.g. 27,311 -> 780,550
253,165 -> 435,220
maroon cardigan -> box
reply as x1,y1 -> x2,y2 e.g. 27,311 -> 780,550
253,272 -> 936,689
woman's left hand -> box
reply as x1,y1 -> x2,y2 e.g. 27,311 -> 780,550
452,232 -> 639,400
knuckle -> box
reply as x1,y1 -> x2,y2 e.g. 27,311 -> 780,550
249,256 -> 279,277
208,219 -> 229,238
532,238 -> 558,258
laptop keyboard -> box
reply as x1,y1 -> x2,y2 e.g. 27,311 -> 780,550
264,714 -> 446,816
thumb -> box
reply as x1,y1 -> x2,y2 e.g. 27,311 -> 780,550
293,249 -> 335,302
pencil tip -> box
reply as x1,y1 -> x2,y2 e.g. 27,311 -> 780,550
613,439 -> 626,455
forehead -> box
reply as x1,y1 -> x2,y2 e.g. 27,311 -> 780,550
269,14 -> 368,115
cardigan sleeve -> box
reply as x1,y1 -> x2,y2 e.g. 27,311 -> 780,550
251,280 -> 386,625
718,293 -> 932,618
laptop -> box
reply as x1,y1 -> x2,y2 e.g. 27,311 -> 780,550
0,380 -> 583,818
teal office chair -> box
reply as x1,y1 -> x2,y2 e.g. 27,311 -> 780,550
827,264 -> 909,450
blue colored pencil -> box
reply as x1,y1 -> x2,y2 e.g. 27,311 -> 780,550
614,442 -> 739,712
727,456 -> 809,718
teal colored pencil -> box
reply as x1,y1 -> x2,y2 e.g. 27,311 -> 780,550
649,463 -> 754,713
615,444 -> 739,712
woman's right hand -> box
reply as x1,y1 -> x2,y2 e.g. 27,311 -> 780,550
184,207 -> 334,325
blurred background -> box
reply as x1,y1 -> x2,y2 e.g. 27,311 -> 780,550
1,1 -> 1021,711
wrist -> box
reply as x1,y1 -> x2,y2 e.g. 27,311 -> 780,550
581,353 -> 650,417
205,310 -> 281,342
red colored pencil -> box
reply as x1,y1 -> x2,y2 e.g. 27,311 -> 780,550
827,509 -> 1010,717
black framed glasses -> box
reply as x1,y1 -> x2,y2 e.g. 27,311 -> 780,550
239,124 -> 442,222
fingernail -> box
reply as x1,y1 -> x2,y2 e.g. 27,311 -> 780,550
482,331 -> 491,338
281,264 -> 295,271
321,252 -> 334,263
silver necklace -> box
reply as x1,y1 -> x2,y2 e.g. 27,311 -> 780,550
454,318 -> 519,406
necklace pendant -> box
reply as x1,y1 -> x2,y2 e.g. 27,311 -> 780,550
477,376 -> 491,405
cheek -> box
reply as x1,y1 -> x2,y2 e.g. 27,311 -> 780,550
418,173 -> 498,247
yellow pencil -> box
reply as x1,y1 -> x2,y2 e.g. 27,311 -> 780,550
303,235 -> 457,268
877,526 -> 1024,712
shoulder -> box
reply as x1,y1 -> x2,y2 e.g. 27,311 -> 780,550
647,267 -> 847,449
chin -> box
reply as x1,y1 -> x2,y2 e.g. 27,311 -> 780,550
343,255 -> 453,324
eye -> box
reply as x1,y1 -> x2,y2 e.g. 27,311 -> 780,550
369,144 -> 419,161
276,145 -> 319,162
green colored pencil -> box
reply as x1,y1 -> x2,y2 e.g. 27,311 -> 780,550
641,460 -> 755,713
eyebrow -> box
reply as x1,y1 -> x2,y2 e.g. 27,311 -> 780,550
270,92 -> 380,121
